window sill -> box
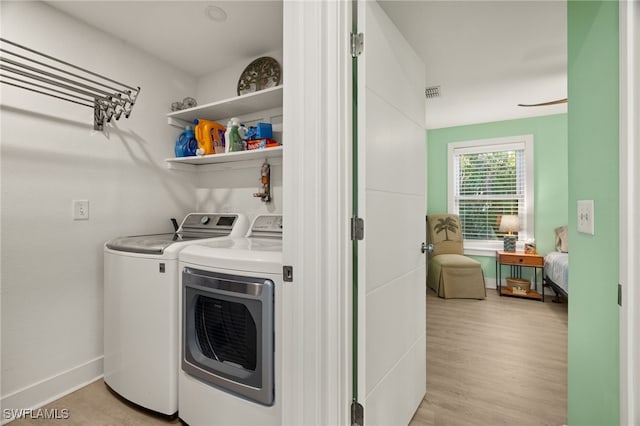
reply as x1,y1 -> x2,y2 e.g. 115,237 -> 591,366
463,241 -> 525,257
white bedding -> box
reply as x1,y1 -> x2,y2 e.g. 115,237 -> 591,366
544,251 -> 569,294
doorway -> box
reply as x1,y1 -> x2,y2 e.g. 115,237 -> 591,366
373,1 -> 569,424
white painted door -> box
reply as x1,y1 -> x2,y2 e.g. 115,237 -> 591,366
356,2 -> 427,424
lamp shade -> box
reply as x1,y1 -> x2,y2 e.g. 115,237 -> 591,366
499,215 -> 520,233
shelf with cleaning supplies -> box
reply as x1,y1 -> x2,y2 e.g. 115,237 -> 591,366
165,84 -> 283,169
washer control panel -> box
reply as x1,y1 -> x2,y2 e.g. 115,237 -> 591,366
181,213 -> 236,230
180,213 -> 245,239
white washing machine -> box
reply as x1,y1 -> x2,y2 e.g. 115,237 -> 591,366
178,214 -> 283,426
103,213 -> 248,417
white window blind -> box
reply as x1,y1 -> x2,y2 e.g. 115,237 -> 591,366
448,136 -> 534,248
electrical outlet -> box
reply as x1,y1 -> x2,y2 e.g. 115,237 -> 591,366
577,199 -> 594,235
72,199 -> 89,220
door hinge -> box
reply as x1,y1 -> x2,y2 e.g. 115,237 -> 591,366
350,32 -> 364,57
351,400 -> 364,426
618,283 -> 622,306
283,265 -> 293,282
351,217 -> 364,241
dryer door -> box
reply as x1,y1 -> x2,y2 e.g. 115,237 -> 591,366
182,267 -> 275,406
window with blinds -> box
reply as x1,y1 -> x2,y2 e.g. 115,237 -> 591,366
448,136 -> 534,248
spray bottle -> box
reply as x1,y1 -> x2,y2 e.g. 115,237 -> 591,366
227,117 -> 244,152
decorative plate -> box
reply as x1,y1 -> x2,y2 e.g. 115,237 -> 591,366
237,57 -> 281,96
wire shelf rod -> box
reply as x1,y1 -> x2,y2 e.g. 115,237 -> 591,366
0,63 -> 108,100
0,80 -> 95,109
0,73 -> 96,106
1,57 -> 117,99
0,37 -> 138,92
0,37 -> 141,131
0,47 -> 133,97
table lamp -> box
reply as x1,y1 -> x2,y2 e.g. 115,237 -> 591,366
499,215 -> 520,252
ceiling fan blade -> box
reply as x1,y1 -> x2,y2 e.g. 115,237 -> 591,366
518,98 -> 568,107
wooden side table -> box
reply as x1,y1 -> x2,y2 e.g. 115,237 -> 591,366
495,250 -> 544,301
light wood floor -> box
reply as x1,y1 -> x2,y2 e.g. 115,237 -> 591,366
12,289 -> 567,426
410,289 -> 568,426
10,381 -> 182,426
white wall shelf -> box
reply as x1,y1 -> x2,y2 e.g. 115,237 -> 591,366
165,146 -> 282,168
166,85 -> 283,126
165,86 -> 283,168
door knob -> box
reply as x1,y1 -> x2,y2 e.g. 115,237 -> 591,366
421,242 -> 434,254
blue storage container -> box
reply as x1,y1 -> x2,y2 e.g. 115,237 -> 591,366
245,122 -> 272,140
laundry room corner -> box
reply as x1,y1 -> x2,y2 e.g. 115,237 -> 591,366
0,1 -> 198,416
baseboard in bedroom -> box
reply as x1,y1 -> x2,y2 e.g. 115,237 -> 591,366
485,278 -> 497,289
1,356 -> 103,425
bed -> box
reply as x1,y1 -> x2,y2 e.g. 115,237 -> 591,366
544,226 -> 569,302
544,251 -> 569,301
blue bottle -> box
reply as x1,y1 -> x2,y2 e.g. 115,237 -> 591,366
175,125 -> 198,157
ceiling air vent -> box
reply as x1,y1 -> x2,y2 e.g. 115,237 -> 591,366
425,86 -> 441,99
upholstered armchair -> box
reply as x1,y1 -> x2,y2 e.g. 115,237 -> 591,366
426,214 -> 486,299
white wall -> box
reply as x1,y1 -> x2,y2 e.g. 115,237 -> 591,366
0,1 -> 198,414
195,159 -> 282,219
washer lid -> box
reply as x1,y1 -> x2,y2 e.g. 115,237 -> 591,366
106,233 -> 185,254
105,213 -> 248,254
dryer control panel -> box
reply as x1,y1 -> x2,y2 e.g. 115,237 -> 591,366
249,215 -> 283,238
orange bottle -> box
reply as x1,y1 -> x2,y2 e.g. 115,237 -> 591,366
193,119 -> 226,155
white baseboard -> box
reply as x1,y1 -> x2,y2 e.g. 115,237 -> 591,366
1,356 -> 103,424
485,277 -> 497,289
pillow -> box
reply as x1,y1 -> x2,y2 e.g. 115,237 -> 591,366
555,225 -> 569,253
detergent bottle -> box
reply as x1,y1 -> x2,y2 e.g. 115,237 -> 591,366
174,125 -> 198,157
227,118 -> 244,152
193,118 -> 226,155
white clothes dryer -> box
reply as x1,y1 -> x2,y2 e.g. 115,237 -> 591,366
103,213 -> 248,417
177,215 -> 283,426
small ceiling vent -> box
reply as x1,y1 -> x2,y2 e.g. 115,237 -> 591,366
425,86 -> 441,99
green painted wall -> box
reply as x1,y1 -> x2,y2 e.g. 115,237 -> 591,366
568,1 -> 619,424
426,114 -> 568,279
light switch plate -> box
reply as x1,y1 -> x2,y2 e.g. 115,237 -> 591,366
577,199 -> 594,235
72,199 -> 89,220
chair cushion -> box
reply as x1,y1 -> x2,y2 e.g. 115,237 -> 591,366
432,253 -> 481,268
427,254 -> 486,299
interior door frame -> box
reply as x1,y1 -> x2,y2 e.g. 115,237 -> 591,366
619,1 -> 639,424
281,1 -> 352,424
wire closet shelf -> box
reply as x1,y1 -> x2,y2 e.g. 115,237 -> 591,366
0,37 -> 141,131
